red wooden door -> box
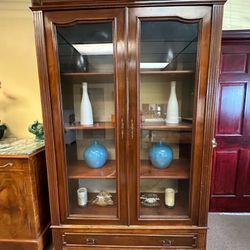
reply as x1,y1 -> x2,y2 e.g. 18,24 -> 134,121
210,32 -> 250,212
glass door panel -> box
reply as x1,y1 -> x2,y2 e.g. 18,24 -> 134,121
139,20 -> 198,218
56,22 -> 118,218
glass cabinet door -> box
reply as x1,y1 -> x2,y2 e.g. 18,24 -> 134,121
45,10 -> 126,223
128,7 -> 211,224
139,20 -> 197,219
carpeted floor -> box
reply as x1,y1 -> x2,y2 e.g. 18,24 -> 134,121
207,213 -> 250,250
45,213 -> 250,249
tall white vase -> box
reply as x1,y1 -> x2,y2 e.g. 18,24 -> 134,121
166,81 -> 179,124
80,82 -> 93,125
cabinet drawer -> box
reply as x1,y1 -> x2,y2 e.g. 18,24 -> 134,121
0,158 -> 25,171
63,233 -> 197,248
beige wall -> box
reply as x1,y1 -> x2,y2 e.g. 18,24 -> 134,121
223,0 -> 250,30
0,0 -> 42,138
0,0 -> 249,139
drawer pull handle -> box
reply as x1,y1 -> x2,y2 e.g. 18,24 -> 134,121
162,239 -> 174,246
0,163 -> 14,169
86,238 -> 96,245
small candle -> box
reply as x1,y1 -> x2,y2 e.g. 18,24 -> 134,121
77,187 -> 88,207
165,188 -> 175,208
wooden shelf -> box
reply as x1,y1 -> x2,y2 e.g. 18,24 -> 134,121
140,159 -> 190,179
61,72 -> 114,84
68,160 -> 116,179
70,192 -> 117,218
62,72 -> 113,76
141,122 -> 192,131
141,70 -> 194,75
62,70 -> 192,76
65,122 -> 115,130
140,185 -> 189,218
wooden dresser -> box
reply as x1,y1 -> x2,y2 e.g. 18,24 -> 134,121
0,139 -> 51,250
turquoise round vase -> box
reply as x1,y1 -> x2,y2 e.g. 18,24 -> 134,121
84,141 -> 108,168
149,141 -> 173,168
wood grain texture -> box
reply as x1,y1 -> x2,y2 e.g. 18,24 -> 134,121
69,192 -> 118,218
221,54 -> 247,73
0,150 -> 51,250
63,233 -> 196,247
197,4 -> 224,226
68,160 -> 116,179
31,1 -> 225,249
140,190 -> 189,218
212,150 -> 238,195
222,30 -> 250,40
33,10 -> 61,225
216,83 -> 246,135
140,159 -> 190,179
141,122 -> 192,131
210,31 -> 250,213
31,0 -> 227,9
65,122 -> 115,130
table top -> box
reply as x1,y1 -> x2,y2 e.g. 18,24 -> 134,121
0,138 -> 45,158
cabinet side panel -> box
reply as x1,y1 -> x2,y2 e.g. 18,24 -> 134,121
33,10 -> 61,225
198,4 -> 224,226
29,152 -> 51,235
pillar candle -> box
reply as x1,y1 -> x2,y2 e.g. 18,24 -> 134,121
165,188 -> 175,208
77,187 -> 88,207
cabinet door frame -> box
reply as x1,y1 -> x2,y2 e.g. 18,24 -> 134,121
127,6 -> 212,225
42,8 -> 127,225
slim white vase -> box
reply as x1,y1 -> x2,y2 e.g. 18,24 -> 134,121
166,81 -> 179,124
80,82 -> 93,125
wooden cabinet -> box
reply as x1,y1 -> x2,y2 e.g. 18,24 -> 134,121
31,0 -> 226,249
0,146 -> 50,250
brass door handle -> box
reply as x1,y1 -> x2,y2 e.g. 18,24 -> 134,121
0,163 -> 14,168
212,138 -> 217,148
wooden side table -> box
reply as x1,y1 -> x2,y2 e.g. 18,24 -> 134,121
0,139 -> 51,250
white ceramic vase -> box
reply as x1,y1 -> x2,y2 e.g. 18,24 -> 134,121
80,82 -> 93,125
166,81 -> 179,124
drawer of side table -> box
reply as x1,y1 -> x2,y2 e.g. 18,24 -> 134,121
63,233 -> 197,248
0,158 -> 26,172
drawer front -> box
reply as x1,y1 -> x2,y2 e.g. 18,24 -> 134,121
0,158 -> 25,172
63,233 -> 197,248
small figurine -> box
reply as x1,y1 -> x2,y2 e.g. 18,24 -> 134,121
28,121 -> 44,141
91,191 -> 114,206
0,121 -> 7,140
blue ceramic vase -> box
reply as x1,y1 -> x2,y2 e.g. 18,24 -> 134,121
149,141 -> 173,168
84,141 -> 108,168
